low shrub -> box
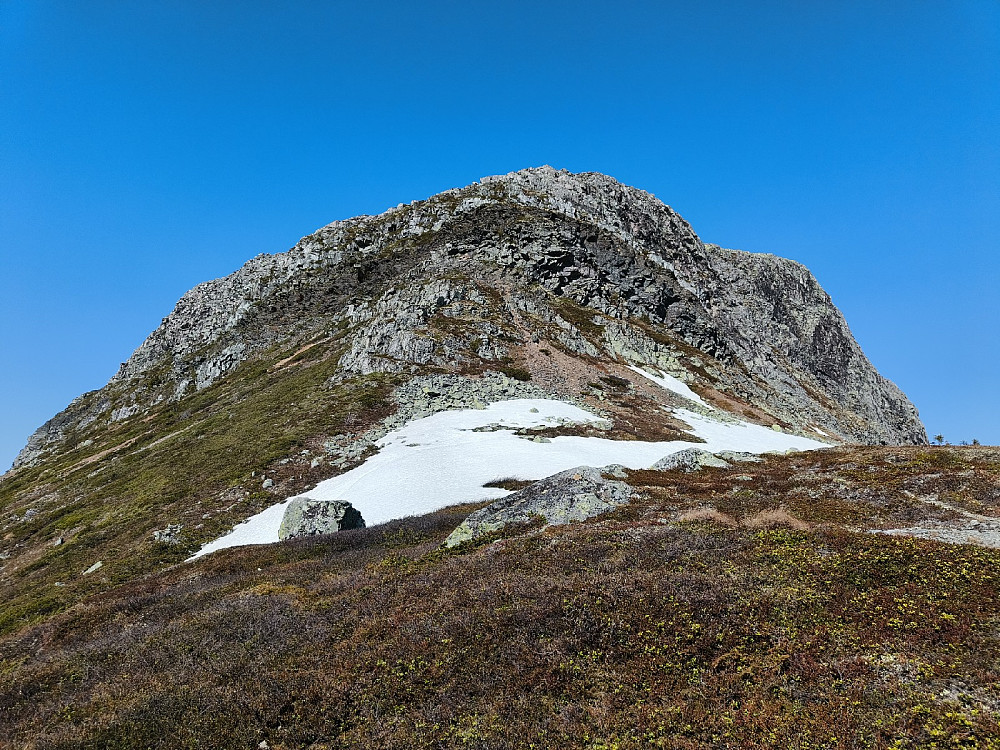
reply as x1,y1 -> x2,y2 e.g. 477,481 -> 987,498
498,364 -> 532,382
482,476 -> 536,491
741,507 -> 811,531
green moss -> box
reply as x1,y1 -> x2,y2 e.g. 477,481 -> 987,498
0,591 -> 67,634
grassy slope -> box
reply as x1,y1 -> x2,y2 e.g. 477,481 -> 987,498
0,280 -> 620,638
0,448 -> 998,749
0,335 -> 401,637
0,278 -> 622,639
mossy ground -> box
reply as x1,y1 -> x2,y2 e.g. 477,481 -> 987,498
0,339 -> 400,636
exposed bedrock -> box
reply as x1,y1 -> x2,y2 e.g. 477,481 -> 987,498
13,167 -> 925,471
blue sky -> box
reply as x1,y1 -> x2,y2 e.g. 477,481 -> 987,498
1,1 -> 998,470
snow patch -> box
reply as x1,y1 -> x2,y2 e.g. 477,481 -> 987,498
673,408 -> 826,454
628,365 -> 709,407
191,397 -> 827,560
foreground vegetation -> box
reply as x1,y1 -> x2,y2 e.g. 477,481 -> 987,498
0,335 -> 405,637
1,447 -> 998,748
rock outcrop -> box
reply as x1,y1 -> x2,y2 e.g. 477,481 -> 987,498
152,524 -> 184,544
444,466 -> 635,547
652,448 -> 731,472
12,167 -> 926,471
716,451 -> 764,463
277,498 -> 365,540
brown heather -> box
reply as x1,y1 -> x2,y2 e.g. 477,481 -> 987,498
741,508 -> 812,532
0,447 -> 998,748
675,507 -> 738,526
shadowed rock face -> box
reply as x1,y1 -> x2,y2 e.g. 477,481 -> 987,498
13,167 -> 925,471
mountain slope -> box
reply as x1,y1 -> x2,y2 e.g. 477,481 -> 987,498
13,168 -> 1000,749
13,166 -> 923,473
0,167 -> 924,638
2,446 -> 998,748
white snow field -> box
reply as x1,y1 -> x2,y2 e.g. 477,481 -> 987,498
191,390 -> 827,559
628,365 -> 710,407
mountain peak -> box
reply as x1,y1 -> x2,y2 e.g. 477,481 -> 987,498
12,169 -> 924,475
0,170 -> 937,726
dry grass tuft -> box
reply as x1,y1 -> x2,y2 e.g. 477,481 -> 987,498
677,507 -> 738,526
741,507 -> 811,531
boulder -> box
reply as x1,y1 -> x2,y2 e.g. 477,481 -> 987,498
152,524 -> 183,544
652,448 -> 731,472
444,465 -> 634,547
278,498 -> 365,540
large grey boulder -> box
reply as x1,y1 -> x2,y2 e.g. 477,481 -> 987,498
444,466 -> 634,548
278,498 -> 365,541
652,448 -> 731,472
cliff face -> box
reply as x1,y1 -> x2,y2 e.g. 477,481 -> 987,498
13,167 -> 924,470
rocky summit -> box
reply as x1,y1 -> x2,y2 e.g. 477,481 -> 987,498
14,166 -> 923,475
8,169 -> 991,750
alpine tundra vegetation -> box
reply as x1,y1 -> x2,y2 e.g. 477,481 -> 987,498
1,168 -> 997,748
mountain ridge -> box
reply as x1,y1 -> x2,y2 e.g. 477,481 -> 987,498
11,166 -> 925,472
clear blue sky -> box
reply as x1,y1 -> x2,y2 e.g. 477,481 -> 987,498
2,1 -> 998,470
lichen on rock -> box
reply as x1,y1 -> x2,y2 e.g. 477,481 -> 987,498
652,448 -> 731,472
278,498 -> 365,540
444,465 -> 635,547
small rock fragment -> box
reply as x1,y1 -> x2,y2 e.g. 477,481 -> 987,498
716,451 -> 763,463
152,524 -> 183,544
